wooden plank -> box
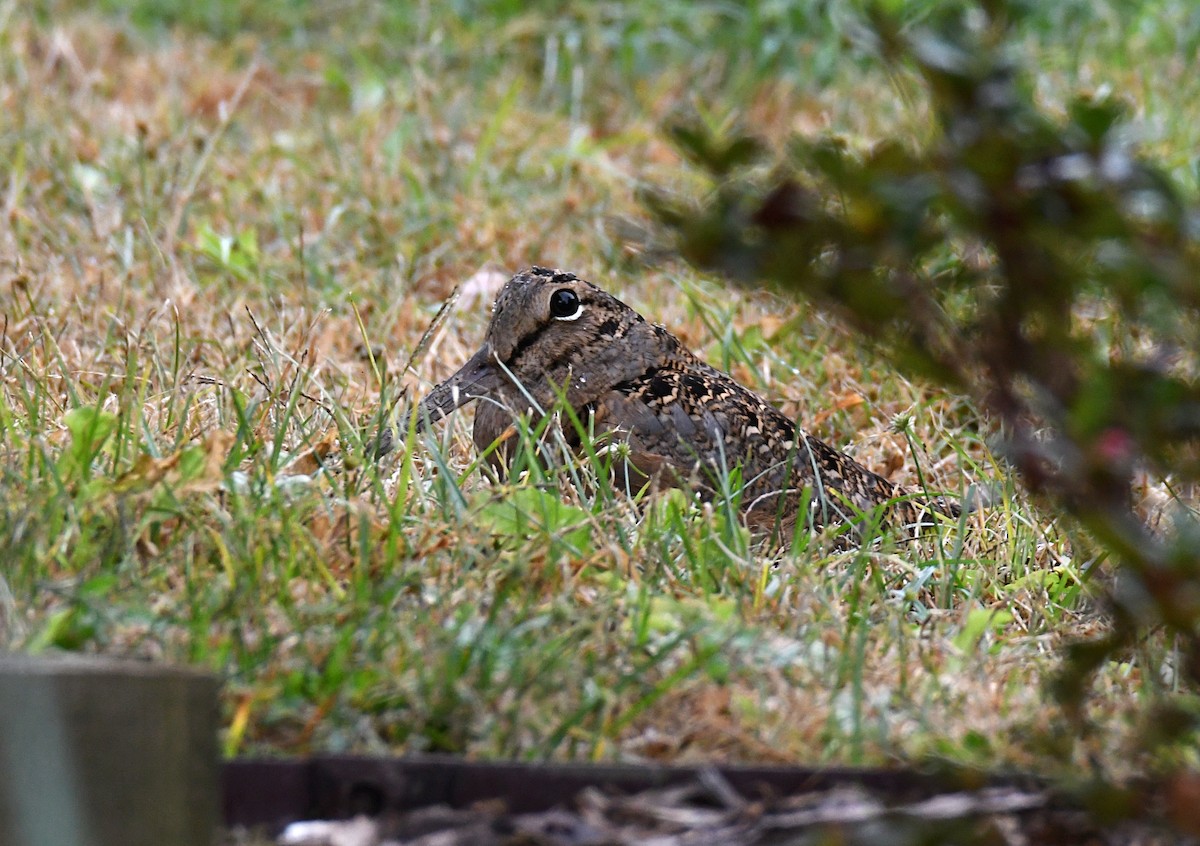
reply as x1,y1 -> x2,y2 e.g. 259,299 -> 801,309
224,754 -> 1038,833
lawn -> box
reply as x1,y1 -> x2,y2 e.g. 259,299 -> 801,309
2,0 -> 1198,775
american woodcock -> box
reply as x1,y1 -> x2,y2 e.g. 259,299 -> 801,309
380,266 -> 959,538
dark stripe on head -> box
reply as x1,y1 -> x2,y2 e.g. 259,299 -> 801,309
506,322 -> 554,367
507,283 -> 601,371
530,303 -> 628,372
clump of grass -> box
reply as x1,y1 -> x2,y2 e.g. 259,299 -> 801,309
2,0 -> 1196,775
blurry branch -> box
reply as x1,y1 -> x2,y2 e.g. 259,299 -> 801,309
645,2 -> 1200,722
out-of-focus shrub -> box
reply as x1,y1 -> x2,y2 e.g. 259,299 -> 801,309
647,2 -> 1200,735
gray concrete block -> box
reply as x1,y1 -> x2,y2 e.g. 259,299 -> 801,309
0,653 -> 220,846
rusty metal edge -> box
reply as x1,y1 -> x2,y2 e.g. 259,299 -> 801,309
223,755 -> 1039,834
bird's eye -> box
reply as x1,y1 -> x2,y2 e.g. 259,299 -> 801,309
549,288 -> 583,321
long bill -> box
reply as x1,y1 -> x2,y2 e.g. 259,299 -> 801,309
416,344 -> 504,426
374,344 -> 504,459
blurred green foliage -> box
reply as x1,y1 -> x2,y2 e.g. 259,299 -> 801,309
38,1 -> 1200,115
649,1 -> 1200,734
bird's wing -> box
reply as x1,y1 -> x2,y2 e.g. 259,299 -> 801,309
593,361 -> 947,533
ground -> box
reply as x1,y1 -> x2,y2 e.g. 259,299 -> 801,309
2,0 -> 1198,777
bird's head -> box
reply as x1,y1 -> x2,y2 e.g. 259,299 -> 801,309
418,266 -> 670,425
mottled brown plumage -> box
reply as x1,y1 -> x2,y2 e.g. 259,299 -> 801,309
382,267 -> 959,538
